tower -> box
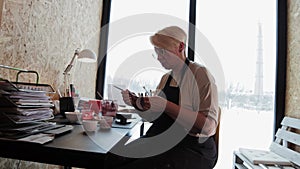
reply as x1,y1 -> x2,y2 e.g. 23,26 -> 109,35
254,22 -> 264,96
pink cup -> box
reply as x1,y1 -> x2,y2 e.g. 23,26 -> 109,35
81,109 -> 94,120
101,100 -> 118,117
89,99 -> 101,114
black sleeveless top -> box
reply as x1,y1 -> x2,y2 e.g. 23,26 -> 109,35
145,59 -> 190,137
136,59 -> 217,168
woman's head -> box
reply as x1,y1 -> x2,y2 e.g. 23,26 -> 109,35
150,26 -> 187,70
150,26 -> 187,51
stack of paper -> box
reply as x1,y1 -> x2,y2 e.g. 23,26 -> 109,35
0,79 -> 54,123
6,90 -> 53,108
0,79 -> 71,142
0,121 -> 56,138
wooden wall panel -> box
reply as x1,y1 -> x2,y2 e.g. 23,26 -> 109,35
286,0 -> 300,153
286,0 -> 300,119
0,0 -> 103,168
0,0 -> 3,25
0,0 -> 102,98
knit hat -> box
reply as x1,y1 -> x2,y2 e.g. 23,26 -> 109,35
156,26 -> 187,43
150,26 -> 187,49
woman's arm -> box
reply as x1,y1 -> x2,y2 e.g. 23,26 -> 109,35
164,100 -> 217,136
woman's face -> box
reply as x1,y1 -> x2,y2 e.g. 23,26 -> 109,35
154,47 -> 181,70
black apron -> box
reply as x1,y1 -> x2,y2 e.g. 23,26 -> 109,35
143,59 -> 218,169
106,59 -> 217,169
146,58 -> 190,137
144,73 -> 184,137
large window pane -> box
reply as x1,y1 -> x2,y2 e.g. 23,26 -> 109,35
105,0 -> 189,106
195,0 -> 277,168
104,1 -> 277,168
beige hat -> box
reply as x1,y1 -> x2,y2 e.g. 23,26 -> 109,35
150,26 -> 187,49
156,26 -> 187,43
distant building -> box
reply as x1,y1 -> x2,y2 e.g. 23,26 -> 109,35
254,22 -> 264,96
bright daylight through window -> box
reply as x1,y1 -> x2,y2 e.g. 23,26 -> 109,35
104,0 -> 189,105
195,0 -> 276,168
104,0 -> 276,168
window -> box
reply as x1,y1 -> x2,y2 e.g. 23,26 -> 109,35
195,0 -> 277,168
103,0 -> 190,105
98,0 -> 281,168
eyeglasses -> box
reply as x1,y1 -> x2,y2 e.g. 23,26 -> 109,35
154,47 -> 166,55
152,47 -> 166,59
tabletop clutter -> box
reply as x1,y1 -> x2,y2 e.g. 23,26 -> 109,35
62,97 -> 132,132
0,77 -> 136,144
0,78 -> 72,143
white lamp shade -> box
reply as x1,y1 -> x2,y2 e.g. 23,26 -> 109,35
77,49 -> 97,63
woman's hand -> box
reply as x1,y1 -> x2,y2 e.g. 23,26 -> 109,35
144,96 -> 167,113
121,89 -> 149,112
121,89 -> 138,106
121,90 -> 168,119
135,96 -> 167,121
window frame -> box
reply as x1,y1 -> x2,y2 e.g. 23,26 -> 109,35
96,0 -> 286,135
274,0 -> 287,136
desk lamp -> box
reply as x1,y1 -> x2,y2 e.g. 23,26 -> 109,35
63,48 -> 97,96
64,48 -> 97,74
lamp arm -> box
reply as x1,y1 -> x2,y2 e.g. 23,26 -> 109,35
63,49 -> 80,74
0,64 -> 29,72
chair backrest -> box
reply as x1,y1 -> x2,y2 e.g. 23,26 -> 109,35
214,107 -> 221,152
269,116 -> 300,167
212,107 -> 221,167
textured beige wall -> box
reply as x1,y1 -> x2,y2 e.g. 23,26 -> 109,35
286,0 -> 300,119
0,0 -> 3,25
0,158 -> 62,169
0,0 -> 102,99
286,0 -> 300,153
0,0 -> 102,168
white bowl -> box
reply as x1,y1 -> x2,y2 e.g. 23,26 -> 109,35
82,120 -> 98,132
65,112 -> 82,123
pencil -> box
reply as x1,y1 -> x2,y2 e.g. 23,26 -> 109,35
113,85 -> 124,91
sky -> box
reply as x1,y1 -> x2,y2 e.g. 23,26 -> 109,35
196,0 -> 276,92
